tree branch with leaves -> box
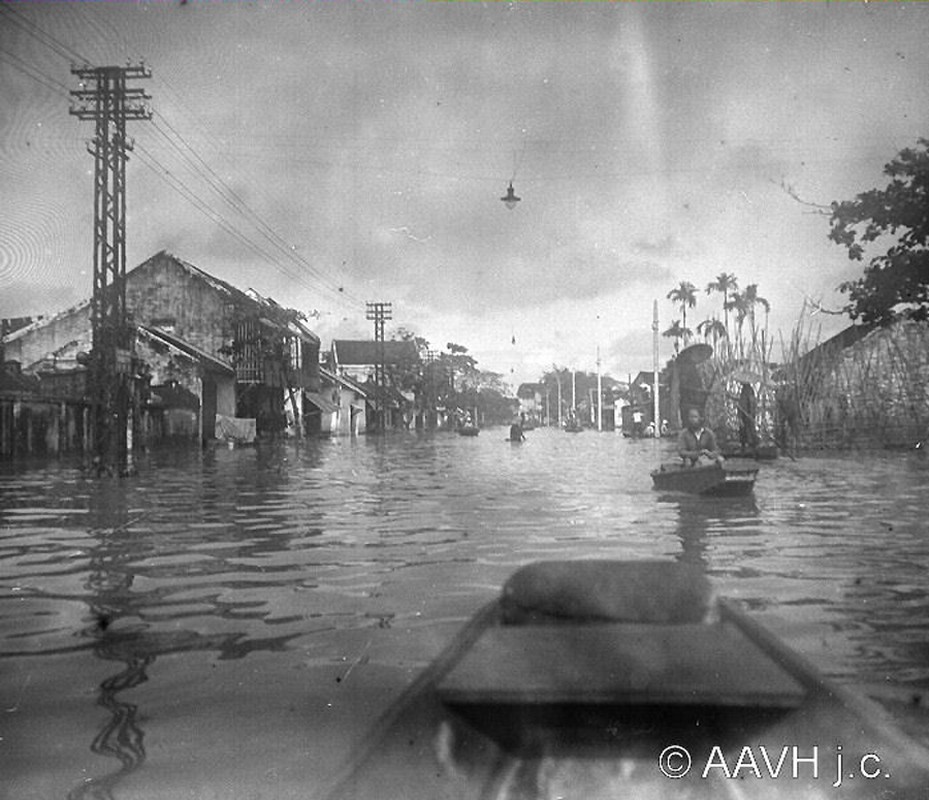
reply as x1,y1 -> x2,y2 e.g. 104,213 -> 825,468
830,138 -> 929,325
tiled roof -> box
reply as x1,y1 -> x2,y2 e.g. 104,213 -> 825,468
332,339 -> 420,366
139,252 -> 320,343
1,300 -> 91,343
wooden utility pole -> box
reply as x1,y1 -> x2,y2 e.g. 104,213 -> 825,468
71,64 -> 151,471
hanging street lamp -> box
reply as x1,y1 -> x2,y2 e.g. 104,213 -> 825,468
500,181 -> 521,209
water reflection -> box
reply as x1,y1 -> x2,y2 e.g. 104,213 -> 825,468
68,644 -> 150,800
1,434 -> 928,798
70,480 -> 148,800
662,493 -> 761,570
68,466 -> 305,799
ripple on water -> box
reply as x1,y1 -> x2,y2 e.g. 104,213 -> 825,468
1,433 -> 928,797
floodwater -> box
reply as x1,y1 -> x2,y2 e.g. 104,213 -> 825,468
2,429 -> 928,800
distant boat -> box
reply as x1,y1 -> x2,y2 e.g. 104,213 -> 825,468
457,425 -> 480,437
651,460 -> 758,496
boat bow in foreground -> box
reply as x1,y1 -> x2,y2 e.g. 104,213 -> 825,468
324,560 -> 929,800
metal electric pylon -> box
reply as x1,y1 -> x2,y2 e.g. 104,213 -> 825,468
70,64 -> 151,471
425,349 -> 438,429
365,301 -> 392,431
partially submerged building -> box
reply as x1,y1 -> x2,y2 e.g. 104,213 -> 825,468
623,370 -> 671,436
327,339 -> 420,430
2,251 -> 321,455
314,367 -> 368,436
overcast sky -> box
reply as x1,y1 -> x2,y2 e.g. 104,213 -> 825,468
2,1 -> 927,387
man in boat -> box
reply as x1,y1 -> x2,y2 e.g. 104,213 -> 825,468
679,407 -> 724,467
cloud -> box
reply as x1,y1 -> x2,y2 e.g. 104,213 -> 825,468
606,327 -> 658,376
0,280 -> 83,319
631,235 -> 680,257
4,2 -> 927,387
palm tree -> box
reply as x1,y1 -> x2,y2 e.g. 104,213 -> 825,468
742,283 -> 771,350
696,317 -> 728,348
662,319 -> 691,355
667,282 -> 697,347
724,291 -> 752,358
705,273 -> 739,336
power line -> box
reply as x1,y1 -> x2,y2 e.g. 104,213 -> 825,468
0,38 -> 363,309
0,40 -> 363,311
132,142 -> 363,310
0,47 -> 71,95
63,0 -> 233,157
2,5 -> 364,315
145,113 -> 363,307
0,2 -> 90,66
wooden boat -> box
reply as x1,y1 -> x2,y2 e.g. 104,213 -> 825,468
324,560 -> 929,799
457,425 -> 480,437
651,460 -> 758,495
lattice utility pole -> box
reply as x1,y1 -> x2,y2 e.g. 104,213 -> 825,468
70,64 -> 151,471
365,301 -> 392,431
425,349 -> 438,429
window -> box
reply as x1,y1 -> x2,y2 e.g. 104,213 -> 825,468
235,319 -> 262,383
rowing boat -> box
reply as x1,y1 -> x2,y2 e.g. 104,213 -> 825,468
323,560 -> 929,799
651,460 -> 758,495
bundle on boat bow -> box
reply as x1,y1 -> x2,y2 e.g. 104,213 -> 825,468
325,559 -> 929,799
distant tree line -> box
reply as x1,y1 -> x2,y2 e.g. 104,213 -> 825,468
387,328 -> 516,425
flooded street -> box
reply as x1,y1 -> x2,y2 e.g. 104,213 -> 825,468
2,430 -> 929,800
